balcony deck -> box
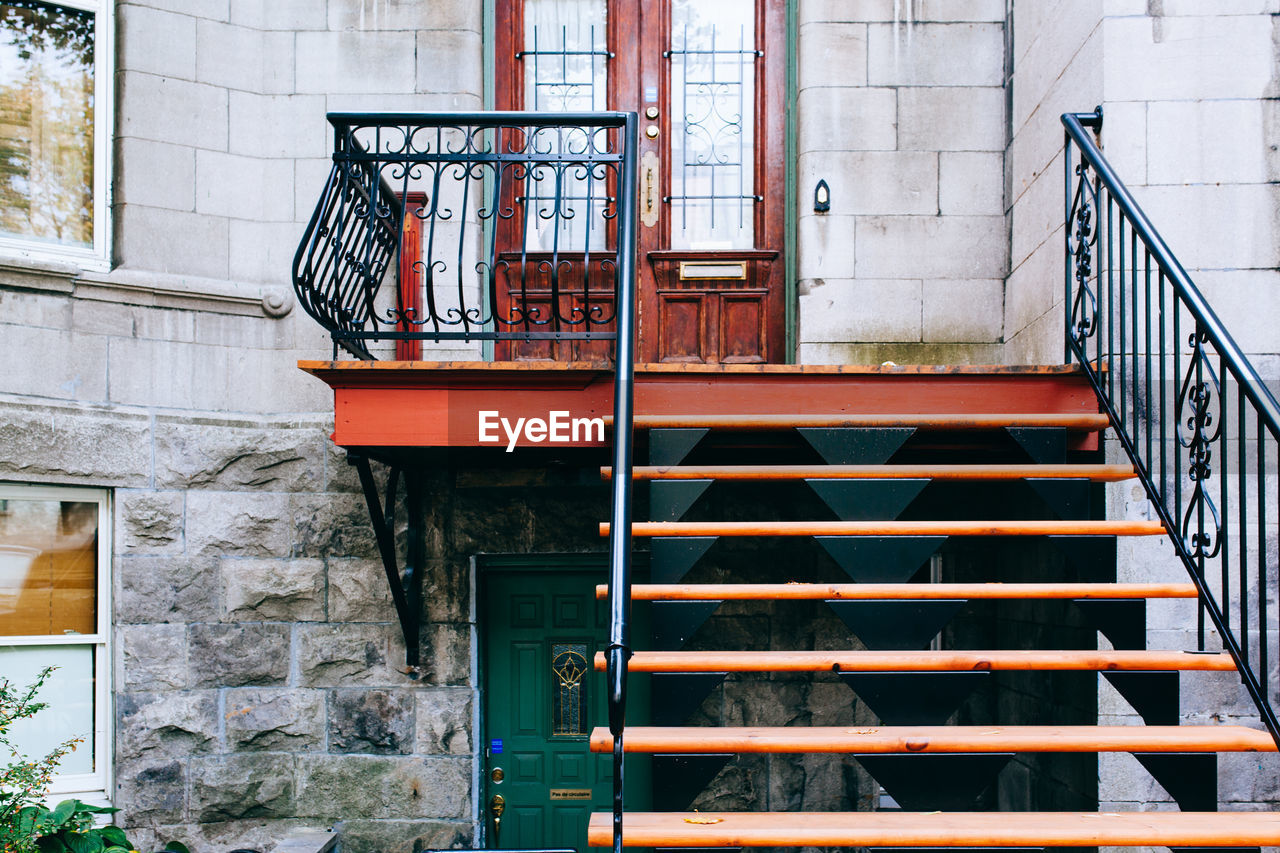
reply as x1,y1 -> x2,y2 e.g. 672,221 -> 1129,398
299,360 -> 1101,449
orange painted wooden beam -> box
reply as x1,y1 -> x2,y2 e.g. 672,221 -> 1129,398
602,520 -> 1167,537
593,582 -> 1200,601
592,649 -> 1238,673
614,413 -> 1111,430
588,725 -> 1276,754
586,811 -> 1280,848
606,464 -> 1136,481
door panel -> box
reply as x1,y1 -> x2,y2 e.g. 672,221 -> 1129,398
496,0 -> 787,364
482,568 -> 649,851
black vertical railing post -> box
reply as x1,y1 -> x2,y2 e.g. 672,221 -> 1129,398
1060,109 -> 1280,749
606,111 -> 639,853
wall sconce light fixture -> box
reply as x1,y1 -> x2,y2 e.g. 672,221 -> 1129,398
814,179 -> 830,213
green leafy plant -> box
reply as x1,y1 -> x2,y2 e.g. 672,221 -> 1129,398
1,668 -> 83,853
16,799 -> 130,853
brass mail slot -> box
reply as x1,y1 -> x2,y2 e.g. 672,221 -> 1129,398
549,788 -> 593,800
678,261 -> 747,281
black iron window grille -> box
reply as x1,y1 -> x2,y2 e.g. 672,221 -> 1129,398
1063,108 -> 1280,747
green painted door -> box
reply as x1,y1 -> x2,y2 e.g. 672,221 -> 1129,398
482,565 -> 649,851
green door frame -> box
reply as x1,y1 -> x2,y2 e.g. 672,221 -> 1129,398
480,0 -> 799,363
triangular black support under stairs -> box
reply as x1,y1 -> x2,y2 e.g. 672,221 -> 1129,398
651,673 -> 729,726
838,671 -> 988,725
1025,477 -> 1092,520
1006,426 -> 1068,464
1101,670 -> 1181,726
826,600 -> 966,650
649,428 -> 709,466
854,753 -> 1013,811
650,479 -> 713,522
1047,535 -> 1119,582
817,536 -> 948,583
651,537 -> 718,584
652,600 -> 724,650
806,478 -> 930,521
1074,598 -> 1149,650
1134,752 -> 1219,811
799,427 -> 916,464
651,754 -> 735,810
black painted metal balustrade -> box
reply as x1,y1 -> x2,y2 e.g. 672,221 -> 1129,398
1063,108 -> 1280,746
291,111 -> 640,853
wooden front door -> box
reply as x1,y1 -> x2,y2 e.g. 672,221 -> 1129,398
496,0 -> 787,364
481,564 -> 650,851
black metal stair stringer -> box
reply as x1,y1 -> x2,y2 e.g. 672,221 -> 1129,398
350,452 -> 425,674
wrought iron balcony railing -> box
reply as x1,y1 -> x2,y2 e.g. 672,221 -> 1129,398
293,111 -> 638,361
1064,108 -> 1280,747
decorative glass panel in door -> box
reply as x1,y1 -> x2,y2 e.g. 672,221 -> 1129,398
497,0 -> 787,364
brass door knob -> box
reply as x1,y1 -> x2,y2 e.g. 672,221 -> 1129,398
645,125 -> 659,139
489,794 -> 505,844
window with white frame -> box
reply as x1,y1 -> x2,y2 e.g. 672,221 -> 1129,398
0,0 -> 113,268
0,484 -> 111,803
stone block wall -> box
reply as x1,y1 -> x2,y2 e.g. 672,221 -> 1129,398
794,0 -> 1008,365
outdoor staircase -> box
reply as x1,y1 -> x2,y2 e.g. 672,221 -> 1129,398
585,397 -> 1280,849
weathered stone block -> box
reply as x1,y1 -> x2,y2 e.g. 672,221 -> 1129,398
194,19 -> 264,93
295,31 -> 417,95
296,756 -> 470,820
120,624 -> 188,690
228,219 -> 307,286
1103,14 -> 1273,102
115,759 -> 185,824
127,0 -> 228,21
938,151 -> 1003,216
117,490 -> 185,555
799,278 -> 922,343
188,624 -> 290,687
415,30 -> 483,95
421,623 -> 472,687
867,22 -> 1004,87
228,92 -> 329,159
185,491 -> 292,557
798,22 -> 868,90
223,557 -> 325,621
117,4 -> 196,80
118,555 -> 220,624
414,689 -> 472,755
297,624 -> 414,688
332,820 -> 471,853
328,558 -> 395,623
0,402 -> 151,487
855,215 -> 1006,279
328,0 -> 480,31
196,149 -> 295,223
329,689 -> 415,754
898,86 -> 1005,152
115,138 -> 197,213
118,74 -> 228,151
192,312 -> 296,350
117,691 -> 219,763
0,326 -> 108,403
190,754 -> 297,822
225,688 -> 326,751
801,151 -> 939,216
113,205 -> 229,281
796,86 -> 897,152
290,492 -> 379,560
231,0 -> 326,29
922,279 -> 1004,342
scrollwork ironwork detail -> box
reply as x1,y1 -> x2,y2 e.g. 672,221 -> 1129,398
1176,327 -> 1223,560
1067,161 -> 1099,348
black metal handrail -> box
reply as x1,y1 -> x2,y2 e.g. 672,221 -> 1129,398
291,112 -> 639,850
1063,108 -> 1280,746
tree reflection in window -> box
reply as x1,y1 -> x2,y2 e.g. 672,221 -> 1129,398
0,1 -> 95,248
551,643 -> 589,737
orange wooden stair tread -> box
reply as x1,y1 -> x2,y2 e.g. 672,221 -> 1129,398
585,810 -> 1280,847
594,582 -> 1199,601
606,463 -> 1137,481
592,649 -> 1237,673
587,725 -> 1276,754
607,413 -> 1112,430
602,520 -> 1167,537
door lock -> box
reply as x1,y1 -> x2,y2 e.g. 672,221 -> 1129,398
489,794 -> 505,844
491,767 -> 504,783
645,106 -> 659,120
645,125 -> 660,139
640,151 -> 660,228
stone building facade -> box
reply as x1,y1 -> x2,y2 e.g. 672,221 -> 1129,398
1,0 -> 1279,851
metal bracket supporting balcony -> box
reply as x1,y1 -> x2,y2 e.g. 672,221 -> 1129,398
350,453 -> 426,675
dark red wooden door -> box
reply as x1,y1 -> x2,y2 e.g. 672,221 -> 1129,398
495,0 -> 787,364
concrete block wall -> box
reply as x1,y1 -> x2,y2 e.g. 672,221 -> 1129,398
795,0 -> 1008,365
